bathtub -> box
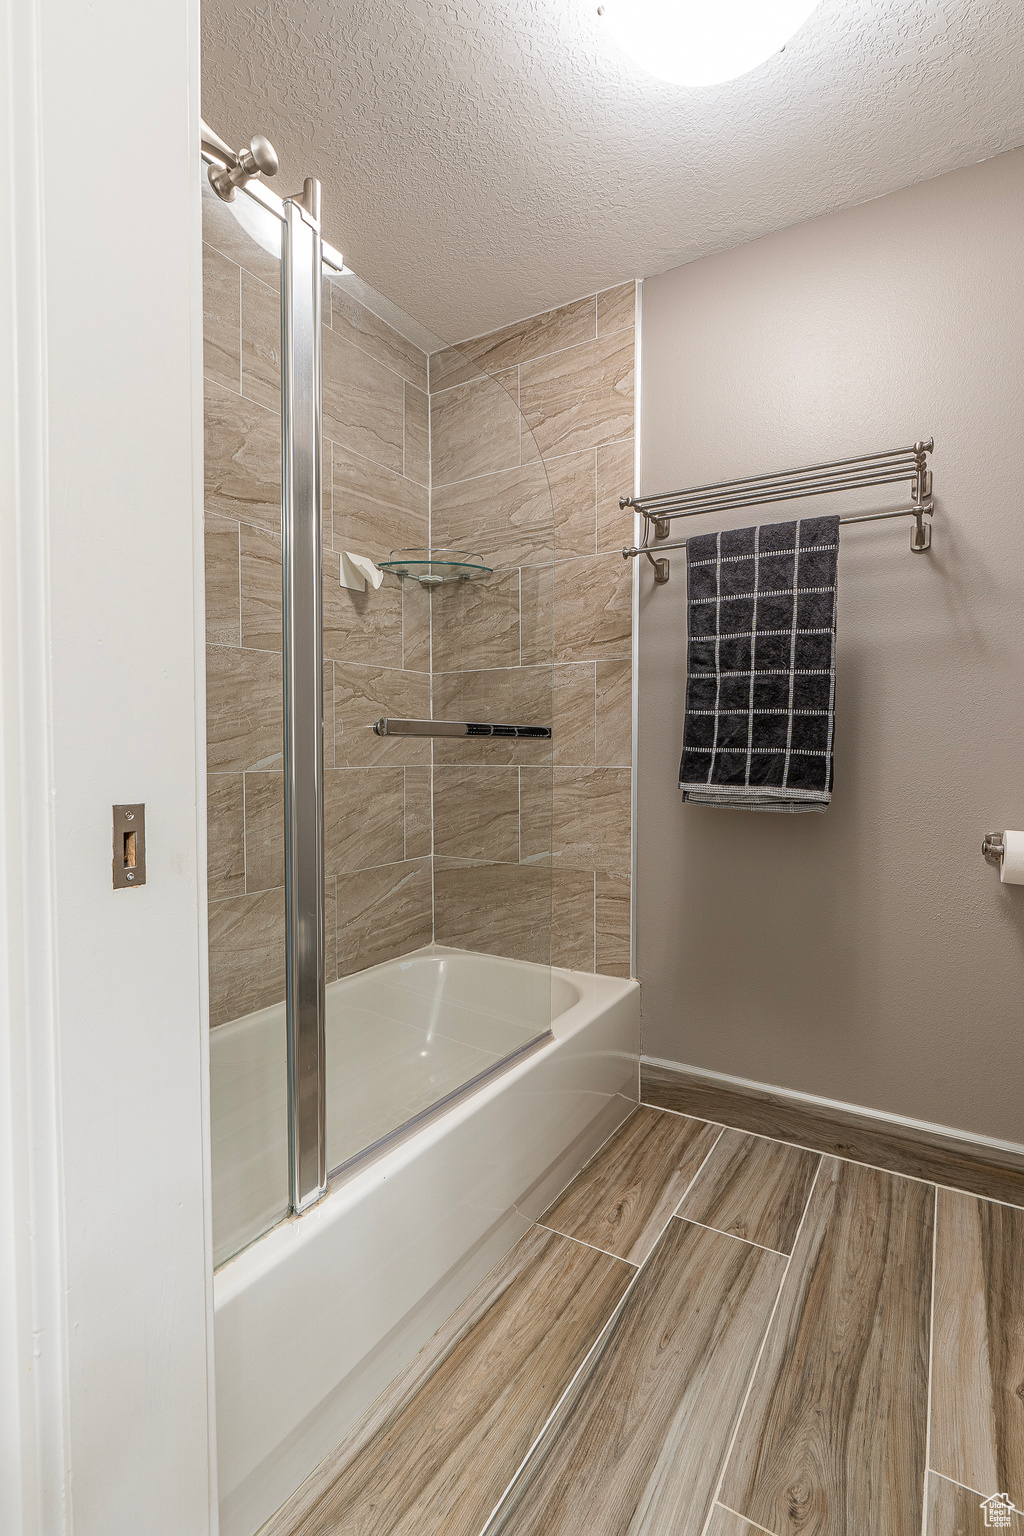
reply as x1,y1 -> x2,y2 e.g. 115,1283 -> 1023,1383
212,946 -> 639,1536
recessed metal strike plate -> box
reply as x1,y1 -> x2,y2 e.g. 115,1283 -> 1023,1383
113,804 -> 146,889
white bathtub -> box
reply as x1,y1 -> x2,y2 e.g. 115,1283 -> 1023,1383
212,948 -> 639,1536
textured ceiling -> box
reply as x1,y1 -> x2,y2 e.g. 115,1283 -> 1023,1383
201,0 -> 1024,341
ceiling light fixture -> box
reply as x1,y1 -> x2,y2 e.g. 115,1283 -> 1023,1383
596,0 -> 820,88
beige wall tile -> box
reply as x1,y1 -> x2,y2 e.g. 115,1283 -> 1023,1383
433,859 -> 551,964
431,464 -> 553,569
428,345 -> 476,394
336,858 -> 432,978
208,774 -> 245,901
333,665 -> 431,766
208,888 -> 285,1027
553,663 -> 597,766
596,438 -> 636,553
202,194 -> 281,289
596,659 -> 632,767
430,369 -> 521,485
552,869 -> 596,972
553,553 -> 631,663
332,441 -> 428,558
325,876 -> 338,984
520,563 -> 554,667
244,771 -> 284,893
431,568 -> 521,672
329,282 -> 429,392
207,644 -> 282,773
323,661 -> 335,771
323,325 -> 404,474
553,766 -> 631,873
455,295 -> 597,376
204,383 -> 281,533
404,383 -> 429,487
203,243 -> 241,393
597,282 -> 636,337
240,522 -> 282,651
324,767 -> 406,876
404,767 -> 432,859
520,767 -> 553,864
432,668 -> 552,766
402,579 -> 431,671
596,869 -> 631,977
240,270 -> 281,413
546,450 -> 597,558
433,766 -> 520,862
323,551 -> 404,668
205,515 -> 240,646
520,330 -> 633,459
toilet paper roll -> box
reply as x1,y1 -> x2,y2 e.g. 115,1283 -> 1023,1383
1002,830 -> 1024,884
340,551 -> 384,592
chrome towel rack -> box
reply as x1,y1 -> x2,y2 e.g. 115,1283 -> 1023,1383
373,718 -> 552,739
621,439 -> 934,583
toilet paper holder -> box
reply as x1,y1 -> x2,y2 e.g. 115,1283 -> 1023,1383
983,832 -> 1005,868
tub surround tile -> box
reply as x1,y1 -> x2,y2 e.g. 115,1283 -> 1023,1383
519,563 -> 555,668
401,579 -> 431,672
323,661 -> 335,771
596,437 -> 636,553
519,767 -> 554,865
322,554 -> 404,669
452,295 -> 597,380
595,869 -> 631,978
595,658 -> 632,766
322,323 -> 405,474
404,767 -> 432,859
431,669 -> 552,767
553,766 -> 631,874
239,522 -> 282,651
433,859 -> 552,964
328,282 -> 429,393
403,382 -> 430,486
202,192 -> 281,289
208,887 -> 285,1027
677,1129 -> 821,1254
430,368 -> 522,485
206,644 -> 282,774
202,242 -> 241,394
207,774 -> 245,901
931,1190 -> 1024,1502
324,767 -> 406,877
204,383 -> 281,533
430,464 -> 553,569
488,1217 -> 785,1536
596,281 -> 636,337
260,1225 -> 632,1536
552,662 -> 597,766
553,552 -> 632,663
240,269 -> 282,414
331,440 -> 429,558
243,772 -> 284,894
433,766 -> 520,863
430,568 -> 521,673
520,330 -> 634,460
720,1158 -> 933,1536
551,868 -> 596,972
546,450 -> 598,557
333,664 -> 430,767
204,515 -> 241,646
335,858 -> 433,978
541,1105 -> 722,1266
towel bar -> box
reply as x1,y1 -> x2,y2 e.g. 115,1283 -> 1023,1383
372,718 -> 551,739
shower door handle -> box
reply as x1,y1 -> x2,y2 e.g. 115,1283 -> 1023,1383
372,718 -> 551,740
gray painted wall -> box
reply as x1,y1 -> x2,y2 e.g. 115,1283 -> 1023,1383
637,147 -> 1024,1144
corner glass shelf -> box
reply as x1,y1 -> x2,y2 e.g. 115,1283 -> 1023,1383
376,548 -> 492,586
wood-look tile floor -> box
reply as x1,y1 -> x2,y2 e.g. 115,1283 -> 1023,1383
261,1101 -> 1024,1536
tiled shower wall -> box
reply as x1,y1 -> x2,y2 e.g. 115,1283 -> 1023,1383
428,284 -> 635,976
202,198 -> 433,1026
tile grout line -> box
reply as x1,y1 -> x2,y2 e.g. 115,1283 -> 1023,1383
639,1096 -> 1024,1204
921,1184 -> 939,1536
430,321 -> 634,402
696,1155 -> 824,1536
533,1222 -> 640,1267
673,1214 -> 791,1259
715,1501 -> 778,1536
929,1468 -> 995,1502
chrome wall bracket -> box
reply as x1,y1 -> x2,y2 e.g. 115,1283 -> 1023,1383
201,118 -> 279,202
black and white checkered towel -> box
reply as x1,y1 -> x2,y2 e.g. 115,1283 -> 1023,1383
679,516 -> 839,812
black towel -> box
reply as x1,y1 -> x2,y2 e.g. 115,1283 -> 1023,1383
679,516 -> 839,812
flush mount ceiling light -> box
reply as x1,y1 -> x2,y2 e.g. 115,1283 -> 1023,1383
597,0 -> 821,88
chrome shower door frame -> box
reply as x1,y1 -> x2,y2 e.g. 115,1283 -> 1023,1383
281,183 -> 327,1213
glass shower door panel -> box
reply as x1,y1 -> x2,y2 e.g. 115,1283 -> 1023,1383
202,179 -> 290,1266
